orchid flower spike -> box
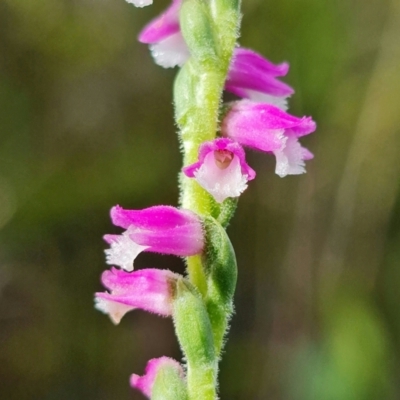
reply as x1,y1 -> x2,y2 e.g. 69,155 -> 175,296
130,357 -> 185,398
138,7 -> 292,111
226,48 -> 294,110
222,100 -> 316,177
183,138 -> 256,203
104,205 -> 204,271
138,0 -> 189,68
95,268 -> 179,324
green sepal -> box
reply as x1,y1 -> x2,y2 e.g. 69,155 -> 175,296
202,216 -> 237,354
180,0 -> 218,65
208,196 -> 237,228
152,364 -> 188,400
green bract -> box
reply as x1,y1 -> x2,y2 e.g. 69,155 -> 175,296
203,216 -> 237,355
173,279 -> 217,400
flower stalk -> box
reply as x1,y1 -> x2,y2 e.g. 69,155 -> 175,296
94,0 -> 316,398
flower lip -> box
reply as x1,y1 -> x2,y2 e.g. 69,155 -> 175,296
104,230 -> 149,272
183,138 -> 256,203
183,138 -> 256,180
147,31 -> 189,68
214,150 -> 234,169
126,0 -> 153,7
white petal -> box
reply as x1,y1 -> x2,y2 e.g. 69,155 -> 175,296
194,153 -> 248,203
243,89 -> 289,111
104,229 -> 148,271
149,32 -> 190,68
95,297 -> 134,325
125,0 -> 152,7
274,136 -> 307,177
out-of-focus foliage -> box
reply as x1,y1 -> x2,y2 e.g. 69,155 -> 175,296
0,0 -> 399,399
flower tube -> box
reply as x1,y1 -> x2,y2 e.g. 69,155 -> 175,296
104,205 -> 204,271
95,267 -> 179,324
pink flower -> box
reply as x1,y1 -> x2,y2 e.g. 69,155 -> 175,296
183,138 -> 256,203
222,100 -> 316,177
138,6 -> 292,110
226,48 -> 294,110
104,205 -> 204,271
138,0 -> 189,68
130,357 -> 185,398
95,268 -> 179,324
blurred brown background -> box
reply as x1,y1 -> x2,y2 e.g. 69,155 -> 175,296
0,0 -> 400,398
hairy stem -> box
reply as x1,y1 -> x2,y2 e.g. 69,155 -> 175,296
173,0 -> 241,398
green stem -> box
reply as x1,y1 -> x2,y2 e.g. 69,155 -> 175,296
176,60 -> 225,215
186,365 -> 217,400
173,280 -> 217,400
172,1 -> 242,399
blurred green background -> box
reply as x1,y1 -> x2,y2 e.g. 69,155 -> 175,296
1,0 -> 400,398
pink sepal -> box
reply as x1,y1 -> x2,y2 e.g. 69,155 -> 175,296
95,268 -> 178,324
130,357 -> 184,398
226,48 -> 294,108
111,205 -> 199,230
183,138 -> 256,203
138,0 -> 181,44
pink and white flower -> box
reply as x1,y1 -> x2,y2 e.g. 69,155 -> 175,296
183,138 -> 256,203
95,267 -> 179,324
130,357 -> 185,398
138,6 -> 292,110
225,48 -> 294,110
221,100 -> 316,177
104,205 -> 203,271
138,0 -> 189,68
